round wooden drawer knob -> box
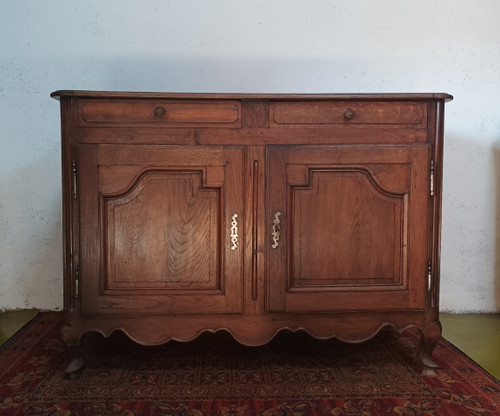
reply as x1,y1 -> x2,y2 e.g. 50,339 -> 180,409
344,109 -> 356,120
154,106 -> 166,117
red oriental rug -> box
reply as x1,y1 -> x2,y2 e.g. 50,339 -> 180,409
0,312 -> 499,415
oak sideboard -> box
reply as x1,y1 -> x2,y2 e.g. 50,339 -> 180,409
51,91 -> 452,374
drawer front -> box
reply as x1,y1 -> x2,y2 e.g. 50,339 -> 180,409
79,99 -> 241,127
270,101 -> 427,125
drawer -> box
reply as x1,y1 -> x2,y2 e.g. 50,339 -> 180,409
79,99 -> 241,127
270,101 -> 427,125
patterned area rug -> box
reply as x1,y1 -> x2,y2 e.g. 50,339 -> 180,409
0,312 -> 499,415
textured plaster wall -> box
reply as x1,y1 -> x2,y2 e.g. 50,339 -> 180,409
1,0 -> 499,312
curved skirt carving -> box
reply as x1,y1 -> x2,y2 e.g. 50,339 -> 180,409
63,311 -> 440,375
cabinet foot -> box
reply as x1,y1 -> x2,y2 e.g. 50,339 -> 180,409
65,353 -> 84,374
62,322 -> 85,373
418,321 -> 442,376
63,333 -> 85,374
65,344 -> 85,374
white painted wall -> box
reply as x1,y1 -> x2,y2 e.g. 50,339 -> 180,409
1,0 -> 499,312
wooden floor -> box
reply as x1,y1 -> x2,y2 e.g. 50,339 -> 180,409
1,310 -> 499,379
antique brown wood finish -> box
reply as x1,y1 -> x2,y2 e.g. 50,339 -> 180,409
52,91 -> 452,375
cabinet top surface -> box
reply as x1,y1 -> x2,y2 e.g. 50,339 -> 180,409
51,90 -> 453,101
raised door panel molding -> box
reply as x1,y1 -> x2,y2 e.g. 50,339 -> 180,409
290,168 -> 406,288
266,145 -> 430,312
104,170 -> 221,292
78,144 -> 245,315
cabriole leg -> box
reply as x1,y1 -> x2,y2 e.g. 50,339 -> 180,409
418,321 -> 442,376
62,324 -> 84,374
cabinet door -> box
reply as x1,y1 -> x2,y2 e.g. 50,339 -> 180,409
267,145 -> 431,312
78,144 -> 244,315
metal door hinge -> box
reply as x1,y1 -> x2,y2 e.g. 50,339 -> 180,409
72,160 -> 78,199
75,265 -> 80,299
427,261 -> 432,292
430,160 -> 435,197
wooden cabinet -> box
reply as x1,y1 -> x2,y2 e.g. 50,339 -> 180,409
52,91 -> 452,374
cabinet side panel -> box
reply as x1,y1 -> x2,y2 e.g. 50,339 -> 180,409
60,97 -> 74,311
79,145 -> 100,315
430,100 -> 446,310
